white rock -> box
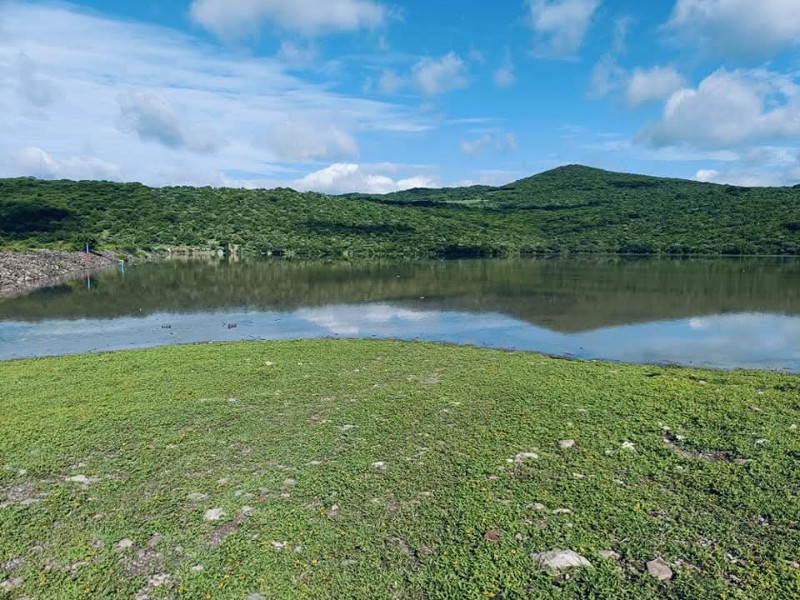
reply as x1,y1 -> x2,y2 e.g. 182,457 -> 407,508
0,577 -> 24,593
282,478 -> 297,487
204,508 -> 225,521
372,461 -> 387,470
513,452 -> 539,464
528,502 -> 547,511
647,558 -> 673,581
598,550 -> 621,560
191,564 -> 205,572
531,549 -> 591,573
116,539 -> 134,550
621,441 -> 636,451
558,439 -> 575,449
271,541 -> 287,550
187,493 -> 208,501
67,475 -> 97,485
552,508 -> 572,515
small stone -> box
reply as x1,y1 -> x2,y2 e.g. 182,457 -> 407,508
790,424 -> 797,431
528,502 -> 547,511
755,439 -> 767,445
647,558 -> 674,581
204,508 -> 225,521
558,439 -> 575,449
282,478 -> 297,487
531,549 -> 591,573
572,473 -> 586,479
599,550 -> 621,560
621,441 -> 636,451
0,577 -> 24,593
308,460 -> 322,466
191,564 -> 205,572
248,594 -> 266,600
187,493 -> 208,501
240,506 -> 255,517
552,508 -> 572,515
513,452 -> 539,464
67,475 -> 95,485
271,541 -> 287,550
372,461 -> 387,471
147,533 -> 162,548
116,539 -> 134,550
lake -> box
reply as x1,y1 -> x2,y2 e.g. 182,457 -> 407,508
1,257 -> 799,371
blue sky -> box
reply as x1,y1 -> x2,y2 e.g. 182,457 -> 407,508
1,0 -> 800,192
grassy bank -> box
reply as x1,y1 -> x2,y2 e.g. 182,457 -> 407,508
1,340 -> 798,598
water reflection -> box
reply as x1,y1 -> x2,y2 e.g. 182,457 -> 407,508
1,258 -> 799,370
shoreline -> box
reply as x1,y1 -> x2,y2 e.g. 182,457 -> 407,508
0,250 -> 133,298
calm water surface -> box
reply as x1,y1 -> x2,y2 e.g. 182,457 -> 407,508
1,258 -> 799,371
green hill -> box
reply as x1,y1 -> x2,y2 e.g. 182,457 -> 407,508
1,165 -> 799,257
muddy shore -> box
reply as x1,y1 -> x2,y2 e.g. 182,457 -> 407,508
0,250 -> 132,298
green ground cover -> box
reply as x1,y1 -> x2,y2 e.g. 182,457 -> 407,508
1,340 -> 798,598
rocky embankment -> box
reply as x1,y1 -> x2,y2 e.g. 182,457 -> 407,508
0,250 -> 129,298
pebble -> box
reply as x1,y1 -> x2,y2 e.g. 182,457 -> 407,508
513,452 -> 539,464
116,539 -> 134,550
647,557 -> 674,581
204,508 -> 225,521
598,550 -> 621,560
558,439 -> 576,449
531,550 -> 591,573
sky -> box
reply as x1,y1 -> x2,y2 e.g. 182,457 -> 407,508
1,0 -> 800,193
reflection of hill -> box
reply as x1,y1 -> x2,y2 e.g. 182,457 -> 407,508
1,258 -> 799,333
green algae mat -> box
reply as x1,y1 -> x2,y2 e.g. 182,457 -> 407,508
1,340 -> 798,599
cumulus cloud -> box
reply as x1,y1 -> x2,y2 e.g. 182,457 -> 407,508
626,66 -> 685,107
295,163 -> 438,194
460,133 -> 518,157
191,0 -> 387,38
665,0 -> 800,59
412,53 -> 468,96
268,118 -> 359,160
15,147 -> 121,181
118,91 -> 211,152
527,0 -> 601,58
638,69 -> 800,148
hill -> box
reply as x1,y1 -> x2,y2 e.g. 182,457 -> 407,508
1,165 -> 799,257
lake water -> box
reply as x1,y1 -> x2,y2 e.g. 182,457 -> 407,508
1,258 -> 799,372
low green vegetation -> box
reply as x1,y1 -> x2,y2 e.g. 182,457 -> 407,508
1,340 -> 798,598
2,165 -> 799,257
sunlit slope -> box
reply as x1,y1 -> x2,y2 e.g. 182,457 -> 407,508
2,165 -> 799,256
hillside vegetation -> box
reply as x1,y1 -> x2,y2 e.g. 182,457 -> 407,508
1,165 -> 799,257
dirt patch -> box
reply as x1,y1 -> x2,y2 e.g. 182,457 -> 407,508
663,431 -> 748,464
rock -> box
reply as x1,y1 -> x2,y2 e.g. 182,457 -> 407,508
116,539 -> 134,550
191,564 -> 205,572
484,529 -> 501,542
282,478 -> 297,487
598,550 -> 621,560
147,533 -> 162,548
204,508 -> 225,521
513,452 -> 539,464
531,550 -> 592,573
558,439 -> 575,449
247,594 -> 266,600
528,502 -> 547,511
647,558 -> 673,581
621,441 -> 636,451
66,475 -> 97,485
552,508 -> 572,515
0,577 -> 24,593
372,461 -> 387,471
187,492 -> 208,501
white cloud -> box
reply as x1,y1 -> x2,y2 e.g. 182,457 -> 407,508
117,90 -> 217,153
588,55 -> 625,98
14,147 -> 121,181
460,133 -> 518,157
0,2 -> 427,186
276,41 -> 318,66
694,169 -> 720,182
378,69 -> 404,94
626,66 -> 685,107
15,52 -> 55,107
191,0 -> 387,38
268,118 -> 359,160
493,62 -> 516,88
295,163 -> 438,194
666,0 -> 800,59
638,69 -> 800,148
412,52 -> 468,96
527,0 -> 601,58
